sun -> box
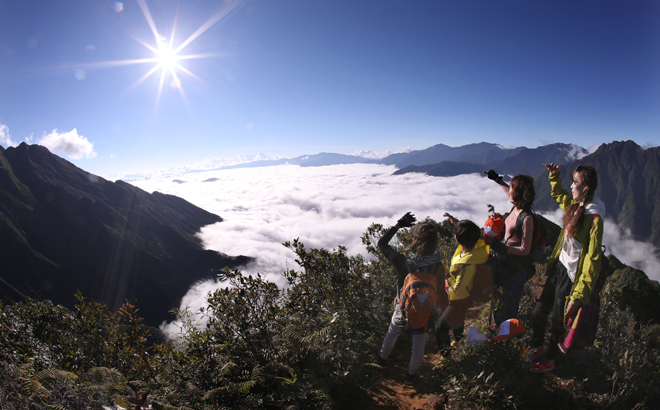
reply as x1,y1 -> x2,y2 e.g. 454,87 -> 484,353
155,35 -> 180,72
126,0 -> 244,101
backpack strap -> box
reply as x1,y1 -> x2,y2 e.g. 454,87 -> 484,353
515,209 -> 530,246
504,208 -> 531,246
405,259 -> 420,274
405,258 -> 441,279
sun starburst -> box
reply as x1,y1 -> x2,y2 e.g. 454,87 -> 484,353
129,0 -> 243,107
56,0 -> 244,112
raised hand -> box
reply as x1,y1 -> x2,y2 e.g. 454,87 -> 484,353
397,212 -> 416,228
484,170 -> 501,181
443,212 -> 458,225
543,163 -> 559,174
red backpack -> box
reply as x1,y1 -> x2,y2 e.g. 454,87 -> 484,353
483,213 -> 505,245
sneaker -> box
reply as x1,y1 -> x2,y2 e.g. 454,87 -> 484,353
404,372 -> 418,385
532,359 -> 555,373
557,341 -> 569,355
523,345 -> 547,363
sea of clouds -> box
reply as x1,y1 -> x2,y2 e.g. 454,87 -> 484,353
130,163 -> 660,336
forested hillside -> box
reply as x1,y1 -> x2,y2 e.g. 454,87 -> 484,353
1,218 -> 658,410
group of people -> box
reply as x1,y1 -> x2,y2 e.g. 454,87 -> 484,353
377,163 -> 606,383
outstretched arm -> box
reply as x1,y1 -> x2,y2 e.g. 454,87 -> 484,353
485,169 -> 510,196
378,213 -> 416,289
543,163 -> 574,211
443,212 -> 459,226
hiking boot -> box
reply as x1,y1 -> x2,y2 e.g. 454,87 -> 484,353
522,345 -> 547,363
532,359 -> 555,373
404,372 -> 418,385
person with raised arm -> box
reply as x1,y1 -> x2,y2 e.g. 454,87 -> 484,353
484,170 -> 538,326
526,164 -> 605,373
377,212 -> 445,385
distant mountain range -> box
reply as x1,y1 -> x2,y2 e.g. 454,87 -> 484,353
0,143 -> 250,325
220,142 -> 587,174
393,143 -> 589,177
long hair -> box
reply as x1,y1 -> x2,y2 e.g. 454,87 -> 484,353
405,222 -> 438,256
510,174 -> 535,210
562,165 -> 598,239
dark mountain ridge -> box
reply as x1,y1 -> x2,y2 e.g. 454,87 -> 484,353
394,143 -> 588,177
0,143 -> 251,325
381,142 -> 526,168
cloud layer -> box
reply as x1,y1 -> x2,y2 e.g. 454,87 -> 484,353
0,123 -> 17,147
131,164 -> 660,336
37,128 -> 96,159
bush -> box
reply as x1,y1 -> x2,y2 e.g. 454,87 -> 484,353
1,219 -> 659,410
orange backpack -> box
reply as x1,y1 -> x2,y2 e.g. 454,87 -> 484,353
400,270 -> 438,334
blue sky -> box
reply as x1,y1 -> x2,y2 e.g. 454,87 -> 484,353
1,0 -> 658,178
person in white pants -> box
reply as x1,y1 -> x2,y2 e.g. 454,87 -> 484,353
377,212 -> 446,385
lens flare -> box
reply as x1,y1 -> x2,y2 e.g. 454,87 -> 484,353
128,0 -> 244,110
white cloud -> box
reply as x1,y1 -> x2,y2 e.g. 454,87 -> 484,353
37,128 -> 96,159
563,144 -> 589,162
496,144 -> 519,150
601,219 -> 660,282
353,146 -> 414,159
131,164 -> 660,337
133,165 -> 510,336
587,143 -> 603,154
0,123 -> 17,147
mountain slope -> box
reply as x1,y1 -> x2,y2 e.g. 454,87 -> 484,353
0,143 -> 251,325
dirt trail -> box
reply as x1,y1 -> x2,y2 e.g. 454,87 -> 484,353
335,306 -> 485,410
360,348 -> 448,410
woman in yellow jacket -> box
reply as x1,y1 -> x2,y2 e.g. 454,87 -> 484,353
527,164 -> 605,373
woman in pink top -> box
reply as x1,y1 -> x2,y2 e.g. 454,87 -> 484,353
485,170 -> 536,326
